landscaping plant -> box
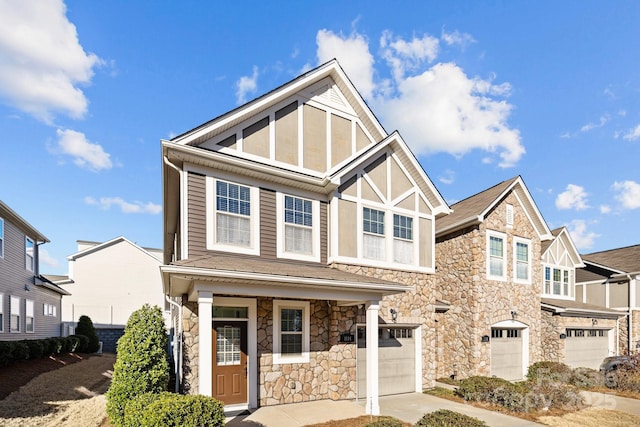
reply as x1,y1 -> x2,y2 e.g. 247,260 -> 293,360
124,391 -> 225,427
76,314 -> 101,353
415,409 -> 488,427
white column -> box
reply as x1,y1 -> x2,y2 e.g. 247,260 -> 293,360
198,290 -> 213,396
365,300 -> 380,415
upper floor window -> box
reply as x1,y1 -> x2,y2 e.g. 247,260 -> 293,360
544,266 -> 571,297
273,300 -> 309,364
277,194 -> 320,262
487,231 -> 506,280
514,238 -> 531,283
207,177 -> 260,255
363,207 -> 385,260
0,217 -> 4,258
10,296 -> 20,333
25,237 -> 34,272
393,214 -> 413,264
25,300 -> 34,333
44,303 -> 57,317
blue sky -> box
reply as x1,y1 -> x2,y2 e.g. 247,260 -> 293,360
1,1 -> 639,275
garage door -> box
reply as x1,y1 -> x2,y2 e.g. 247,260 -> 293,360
357,326 -> 416,397
491,328 -> 523,381
565,329 -> 609,370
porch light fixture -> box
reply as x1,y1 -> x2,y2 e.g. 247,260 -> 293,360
481,335 -> 490,343
24,284 -> 30,291
390,308 -> 398,323
510,310 -> 517,320
559,333 -> 567,339
592,318 -> 598,326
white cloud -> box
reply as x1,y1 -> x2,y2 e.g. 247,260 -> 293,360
441,28 -> 476,48
623,124 -> 640,141
38,247 -> 60,268
567,219 -> 598,250
54,129 -> 112,171
84,196 -> 161,214
600,205 -> 612,214
0,0 -> 102,123
555,184 -> 589,210
580,114 -> 609,133
314,30 -> 523,168
438,169 -> 455,185
235,66 -> 259,104
612,180 -> 640,209
316,29 -> 375,98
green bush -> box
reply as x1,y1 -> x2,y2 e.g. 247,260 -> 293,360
124,392 -> 225,427
416,409 -> 488,427
46,337 -> 63,355
570,367 -> 603,388
106,304 -> 169,427
70,334 -> 89,353
23,339 -> 44,359
363,417 -> 407,427
12,341 -> 29,360
528,380 -> 584,410
0,342 -> 14,366
526,361 -> 572,384
76,315 -> 100,353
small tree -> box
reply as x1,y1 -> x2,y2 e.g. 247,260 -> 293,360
76,315 -> 100,353
106,304 -> 169,427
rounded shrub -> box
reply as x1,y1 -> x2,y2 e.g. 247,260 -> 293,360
76,315 -> 100,353
106,304 -> 169,427
124,392 -> 225,427
0,342 -> 15,366
570,367 -> 604,388
23,339 -> 44,359
526,361 -> 572,384
46,337 -> 63,355
416,409 -> 488,427
70,334 -> 89,353
12,341 -> 29,360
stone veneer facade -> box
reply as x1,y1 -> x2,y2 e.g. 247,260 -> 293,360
434,193 -> 543,379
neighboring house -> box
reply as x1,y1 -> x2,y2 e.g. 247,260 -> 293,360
52,237 -> 166,352
0,200 -> 69,340
160,59 -> 450,414
433,177 -> 621,381
576,244 -> 640,355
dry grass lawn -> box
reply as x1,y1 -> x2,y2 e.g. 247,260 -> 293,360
0,353 -> 115,427
538,406 -> 640,426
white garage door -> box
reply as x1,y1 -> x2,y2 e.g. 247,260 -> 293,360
357,326 -> 416,397
565,329 -> 609,370
491,328 -> 523,381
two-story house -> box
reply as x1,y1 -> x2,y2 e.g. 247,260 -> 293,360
52,236 -> 167,352
433,177 -> 621,380
0,200 -> 69,340
160,60 -> 450,414
576,244 -> 640,355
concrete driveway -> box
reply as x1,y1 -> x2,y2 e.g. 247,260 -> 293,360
226,393 -> 544,426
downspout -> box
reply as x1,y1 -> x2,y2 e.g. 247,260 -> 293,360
165,294 -> 183,393
627,274 -> 634,354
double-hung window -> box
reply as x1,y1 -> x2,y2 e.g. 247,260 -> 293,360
284,196 -> 312,253
25,300 -> 34,333
273,300 -> 309,364
10,296 -> 20,332
363,207 -> 385,260
0,217 -> 4,258
25,237 -> 34,272
393,214 -> 413,264
544,266 -> 571,297
487,231 -> 506,280
514,238 -> 531,283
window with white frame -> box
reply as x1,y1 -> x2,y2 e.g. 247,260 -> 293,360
273,300 -> 309,364
514,238 -> 531,283
10,296 -> 20,332
277,194 -> 321,261
544,266 -> 572,297
25,237 -> 34,272
0,217 -> 4,258
487,231 -> 506,280
393,214 -> 413,264
363,207 -> 385,260
0,293 -> 4,332
25,300 -> 34,333
44,303 -> 57,317
206,177 -> 259,254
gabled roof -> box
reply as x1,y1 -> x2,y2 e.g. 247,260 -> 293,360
0,200 -> 49,242
35,275 -> 71,296
582,244 -> 640,275
170,59 -> 387,148
435,176 -> 552,239
68,236 -> 162,263
541,297 -> 623,319
542,227 -> 584,268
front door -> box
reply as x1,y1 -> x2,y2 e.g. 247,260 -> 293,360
212,321 -> 248,405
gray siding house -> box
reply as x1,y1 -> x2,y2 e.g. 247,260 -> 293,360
0,200 -> 69,340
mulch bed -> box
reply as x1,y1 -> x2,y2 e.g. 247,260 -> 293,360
0,353 -> 88,400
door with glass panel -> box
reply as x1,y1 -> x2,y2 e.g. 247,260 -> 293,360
212,321 -> 248,405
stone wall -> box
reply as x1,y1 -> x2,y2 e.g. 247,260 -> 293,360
632,309 -> 640,353
434,193 -> 543,379
619,314 -> 629,355
182,298 -> 199,395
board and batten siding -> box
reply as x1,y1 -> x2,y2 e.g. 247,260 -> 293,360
187,172 -> 207,258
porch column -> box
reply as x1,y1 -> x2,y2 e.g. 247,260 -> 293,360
198,290 -> 213,396
365,299 -> 380,415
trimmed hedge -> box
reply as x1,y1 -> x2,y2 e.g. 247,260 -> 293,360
363,417 -> 407,427
76,315 -> 100,353
416,409 -> 488,427
0,335 -> 95,367
123,392 -> 225,427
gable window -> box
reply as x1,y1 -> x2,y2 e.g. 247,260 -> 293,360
25,300 -> 34,333
0,217 -> 4,258
25,237 -> 34,272
544,266 -> 572,297
207,177 -> 259,255
393,214 -> 413,264
10,296 -> 20,332
514,238 -> 531,283
273,300 -> 309,364
487,231 -> 506,280
363,207 -> 385,260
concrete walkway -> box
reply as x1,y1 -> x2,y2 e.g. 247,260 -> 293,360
581,390 -> 640,416
225,393 -> 544,426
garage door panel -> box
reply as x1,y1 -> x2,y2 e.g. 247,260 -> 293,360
565,329 -> 609,370
491,328 -> 523,381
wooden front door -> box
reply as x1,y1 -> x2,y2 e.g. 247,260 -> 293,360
212,321 -> 248,405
